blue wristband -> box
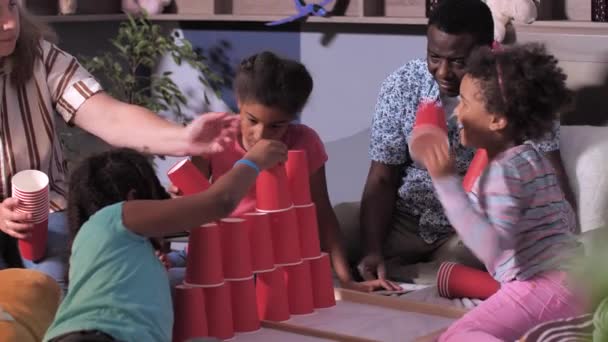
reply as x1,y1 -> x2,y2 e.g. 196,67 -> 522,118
234,159 -> 260,175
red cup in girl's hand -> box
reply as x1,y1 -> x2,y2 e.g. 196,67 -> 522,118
285,150 -> 312,205
408,100 -> 450,164
172,285 -> 208,342
256,164 -> 293,211
167,158 -> 210,196
463,149 -> 489,192
437,262 -> 500,300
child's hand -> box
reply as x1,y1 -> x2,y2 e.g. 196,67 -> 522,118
420,139 -> 455,179
156,250 -> 172,270
244,139 -> 288,170
167,183 -> 182,198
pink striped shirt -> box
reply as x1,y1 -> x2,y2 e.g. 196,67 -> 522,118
1,40 -> 101,211
433,144 -> 580,283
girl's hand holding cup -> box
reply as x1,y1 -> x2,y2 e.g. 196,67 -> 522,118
244,139 -> 288,171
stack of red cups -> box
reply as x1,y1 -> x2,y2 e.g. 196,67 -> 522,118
11,170 -> 50,262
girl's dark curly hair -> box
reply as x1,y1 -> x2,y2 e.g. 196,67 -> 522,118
67,148 -> 169,250
235,51 -> 313,117
465,43 -> 572,143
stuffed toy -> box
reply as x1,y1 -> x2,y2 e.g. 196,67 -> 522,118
0,269 -> 61,342
122,0 -> 172,15
484,0 -> 538,42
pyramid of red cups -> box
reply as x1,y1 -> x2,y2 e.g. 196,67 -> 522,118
168,150 -> 336,341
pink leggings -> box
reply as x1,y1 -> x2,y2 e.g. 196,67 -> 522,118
438,271 -> 585,342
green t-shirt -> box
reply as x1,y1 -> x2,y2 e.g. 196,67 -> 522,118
44,202 -> 172,342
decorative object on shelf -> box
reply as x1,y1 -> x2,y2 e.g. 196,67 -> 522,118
592,0 -> 608,22
122,0 -> 171,15
266,0 -> 333,26
58,0 -> 122,15
58,0 -> 76,15
80,14 -> 222,125
484,0 -> 538,42
426,0 -> 442,17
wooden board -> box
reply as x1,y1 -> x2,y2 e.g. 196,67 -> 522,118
235,288 -> 466,342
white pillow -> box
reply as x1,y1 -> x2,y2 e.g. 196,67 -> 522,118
560,125 -> 608,233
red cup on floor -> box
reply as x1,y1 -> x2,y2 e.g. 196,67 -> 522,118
267,207 -> 301,264
203,282 -> 234,340
463,149 -> 489,192
243,212 -> 275,272
172,285 -> 208,342
255,268 -> 290,322
185,223 -> 224,286
285,150 -> 312,206
294,204 -> 322,259
220,218 -> 253,279
256,164 -> 293,211
227,276 -> 260,333
307,253 -> 336,308
281,261 -> 314,315
18,219 -> 48,262
167,158 -> 210,196
437,262 -> 500,300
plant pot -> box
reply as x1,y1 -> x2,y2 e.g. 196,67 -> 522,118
24,0 -> 59,15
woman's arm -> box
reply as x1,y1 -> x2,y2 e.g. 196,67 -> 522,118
123,140 -> 287,237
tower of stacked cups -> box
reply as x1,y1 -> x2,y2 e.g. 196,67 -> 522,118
167,151 -> 336,341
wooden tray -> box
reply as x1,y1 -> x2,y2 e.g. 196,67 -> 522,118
234,288 -> 465,341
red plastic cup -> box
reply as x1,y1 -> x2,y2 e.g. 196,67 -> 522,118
463,149 -> 489,192
203,283 -> 234,340
255,268 -> 290,322
172,285 -> 208,342
18,219 -> 48,262
267,207 -> 302,264
185,223 -> 224,286
220,218 -> 253,279
11,170 -> 49,193
285,150 -> 312,206
281,261 -> 314,315
256,164 -> 293,211
437,262 -> 500,300
167,158 -> 210,196
414,100 -> 448,132
227,276 -> 260,333
294,204 -> 322,259
307,253 -> 336,308
243,212 -> 275,272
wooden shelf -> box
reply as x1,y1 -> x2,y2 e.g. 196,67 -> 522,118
37,14 -> 608,35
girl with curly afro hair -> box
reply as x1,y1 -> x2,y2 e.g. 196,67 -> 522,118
420,43 -> 585,341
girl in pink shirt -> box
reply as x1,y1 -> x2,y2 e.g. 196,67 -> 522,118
173,51 -> 399,292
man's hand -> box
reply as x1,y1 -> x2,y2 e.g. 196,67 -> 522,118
357,253 -> 388,281
184,112 -> 240,157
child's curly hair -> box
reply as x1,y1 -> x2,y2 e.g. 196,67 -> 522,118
465,43 -> 572,143
67,148 -> 169,246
